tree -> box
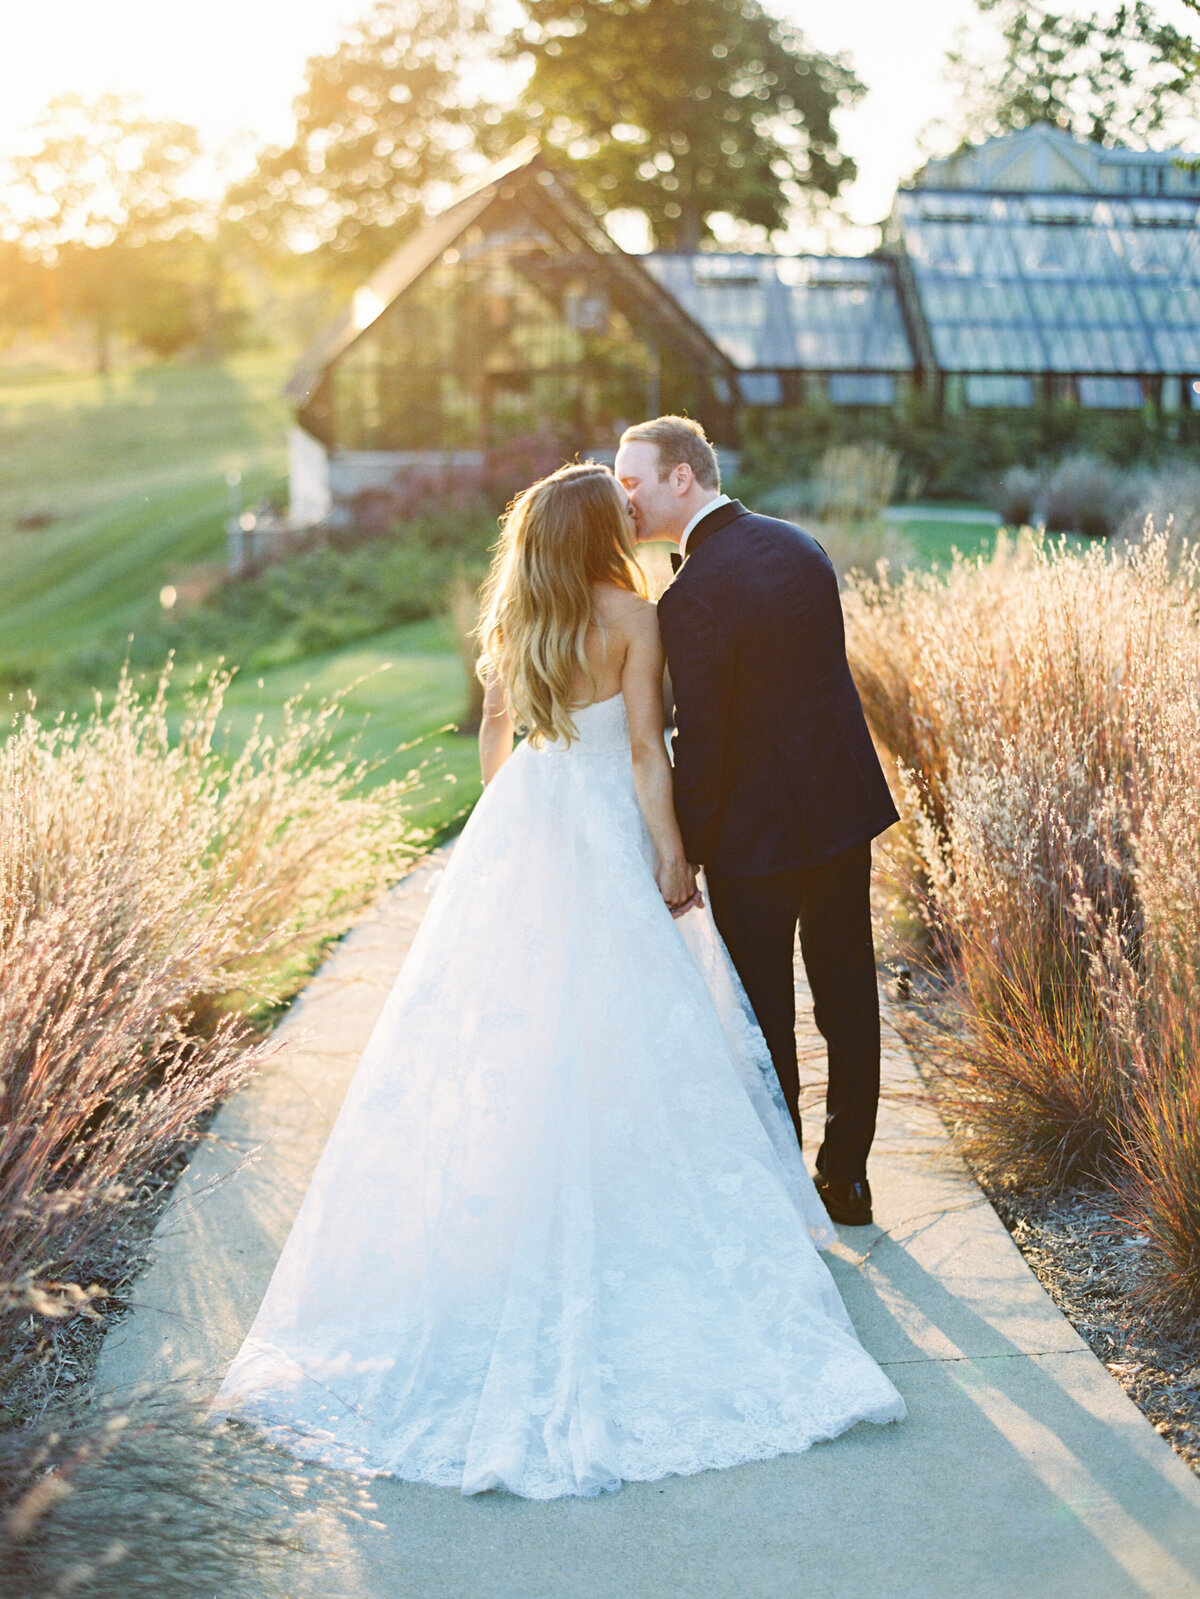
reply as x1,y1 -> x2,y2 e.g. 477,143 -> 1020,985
507,0 -> 863,251
0,239 -> 51,348
1127,0 -> 1200,88
225,0 -> 494,276
947,1 -> 1200,146
7,94 -> 206,371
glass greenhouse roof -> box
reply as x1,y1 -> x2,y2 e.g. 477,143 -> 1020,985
894,189 -> 1200,375
643,254 -> 914,373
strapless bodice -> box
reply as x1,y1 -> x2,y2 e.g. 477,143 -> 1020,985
531,693 -> 630,757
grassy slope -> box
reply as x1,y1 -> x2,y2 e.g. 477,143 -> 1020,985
213,616 -> 482,836
0,356 -> 481,832
0,355 -> 289,659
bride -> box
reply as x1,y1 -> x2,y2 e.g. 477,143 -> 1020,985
212,463 -> 904,1498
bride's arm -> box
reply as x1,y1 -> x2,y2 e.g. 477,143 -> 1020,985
621,603 -> 699,916
479,673 -> 515,785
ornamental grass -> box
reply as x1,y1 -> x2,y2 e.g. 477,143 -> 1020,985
845,528 -> 1200,1340
0,665 -> 423,1383
0,1382 -> 380,1598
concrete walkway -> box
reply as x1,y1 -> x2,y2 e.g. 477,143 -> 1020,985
97,855 -> 1200,1599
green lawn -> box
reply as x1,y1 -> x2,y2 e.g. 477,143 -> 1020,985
0,354 -> 290,661
0,355 -> 482,834
893,514 -> 1002,568
211,616 -> 483,836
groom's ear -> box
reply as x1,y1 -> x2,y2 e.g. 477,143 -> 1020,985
671,462 -> 694,496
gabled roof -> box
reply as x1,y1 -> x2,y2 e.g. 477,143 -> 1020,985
909,124 -> 1200,199
287,143 -> 735,407
914,125 -> 1102,196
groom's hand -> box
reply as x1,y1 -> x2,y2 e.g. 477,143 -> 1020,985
658,858 -> 703,917
670,889 -> 704,919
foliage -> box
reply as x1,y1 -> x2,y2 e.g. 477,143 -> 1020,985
947,0 -> 1200,146
737,387 -> 1192,503
1041,452 -> 1136,536
987,455 -> 1200,539
508,0 -> 862,250
0,665 -> 423,1389
225,0 -> 494,275
3,95 -> 214,372
844,529 -> 1200,1340
1121,462 -> 1200,546
0,247 -> 50,351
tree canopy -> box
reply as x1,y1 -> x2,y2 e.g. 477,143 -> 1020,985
948,0 -> 1200,146
225,0 -> 493,275
507,0 -> 863,251
4,94 -> 210,369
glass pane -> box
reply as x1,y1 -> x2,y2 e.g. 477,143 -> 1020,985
896,187 -> 1200,376
964,374 -> 1036,407
333,218 -> 658,450
1078,376 -> 1144,408
644,254 -> 914,373
828,373 -> 897,405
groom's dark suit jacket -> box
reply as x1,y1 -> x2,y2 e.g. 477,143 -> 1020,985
656,500 -> 898,877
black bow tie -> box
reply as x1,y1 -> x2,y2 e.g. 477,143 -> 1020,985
669,551 -> 683,574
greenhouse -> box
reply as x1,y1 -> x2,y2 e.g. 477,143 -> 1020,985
286,144 -> 737,523
288,125 -> 1200,522
643,252 -> 914,409
889,187 -> 1200,412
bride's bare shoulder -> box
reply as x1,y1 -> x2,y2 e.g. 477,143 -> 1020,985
591,583 -> 657,633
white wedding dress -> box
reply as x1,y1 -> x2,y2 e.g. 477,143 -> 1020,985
212,692 -> 904,1497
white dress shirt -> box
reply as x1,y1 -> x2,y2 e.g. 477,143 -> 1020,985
678,494 -> 731,560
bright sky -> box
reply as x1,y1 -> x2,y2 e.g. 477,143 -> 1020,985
1,0 -> 1198,247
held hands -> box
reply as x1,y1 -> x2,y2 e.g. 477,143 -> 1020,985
657,856 -> 704,919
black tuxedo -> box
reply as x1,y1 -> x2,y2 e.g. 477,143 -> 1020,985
657,500 -> 898,1182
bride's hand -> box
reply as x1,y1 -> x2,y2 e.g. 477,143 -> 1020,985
657,857 -> 701,917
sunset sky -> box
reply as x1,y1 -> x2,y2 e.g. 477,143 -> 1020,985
2,0 -> 1198,246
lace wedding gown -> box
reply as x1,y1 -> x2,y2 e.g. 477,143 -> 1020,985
212,692 -> 904,1497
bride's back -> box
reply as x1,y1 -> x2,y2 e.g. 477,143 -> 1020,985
570,582 -> 653,708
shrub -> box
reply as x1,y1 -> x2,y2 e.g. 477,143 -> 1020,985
810,444 -> 900,521
1042,453 -> 1137,538
24,509 -> 498,713
737,390 -> 1194,506
994,464 -> 1039,527
1120,463 -> 1200,550
346,428 -> 570,534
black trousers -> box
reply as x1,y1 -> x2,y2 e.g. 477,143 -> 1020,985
706,842 -> 880,1184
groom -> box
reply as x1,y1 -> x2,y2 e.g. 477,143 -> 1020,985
614,416 -> 898,1227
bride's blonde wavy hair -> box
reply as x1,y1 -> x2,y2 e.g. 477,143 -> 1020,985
476,463 -> 647,747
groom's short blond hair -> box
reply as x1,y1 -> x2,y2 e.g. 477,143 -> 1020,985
620,416 -> 720,491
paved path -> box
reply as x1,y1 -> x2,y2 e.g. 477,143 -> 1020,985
97,855 -> 1200,1599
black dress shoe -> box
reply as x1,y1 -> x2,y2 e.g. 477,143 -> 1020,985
814,1174 -> 873,1226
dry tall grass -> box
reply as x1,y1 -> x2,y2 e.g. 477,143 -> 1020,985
0,666 -> 423,1377
845,529 -> 1200,1336
811,443 -> 900,521
0,1383 -> 380,1597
